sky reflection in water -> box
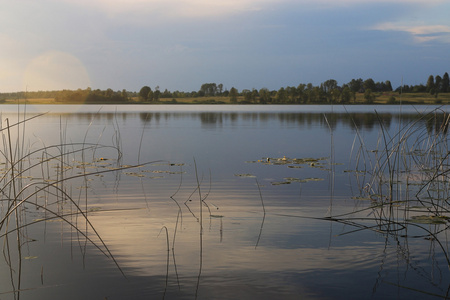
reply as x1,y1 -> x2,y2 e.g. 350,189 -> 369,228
0,104 -> 449,299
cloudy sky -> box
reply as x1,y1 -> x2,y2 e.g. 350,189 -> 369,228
1,0 -> 450,93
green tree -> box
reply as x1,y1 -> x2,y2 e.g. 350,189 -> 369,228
242,89 -> 252,102
276,87 -> 288,103
308,86 -> 324,103
385,80 -> 393,91
442,72 -> 449,92
340,87 -> 351,103
329,88 -> 340,103
259,88 -> 271,104
296,84 -> 306,103
251,89 -> 258,102
322,79 -> 338,93
363,78 -> 376,92
285,86 -> 297,103
147,90 -> 154,102
348,78 -> 363,93
364,89 -> 375,103
426,75 -> 435,92
139,86 -> 151,101
121,89 -> 128,101
162,89 -> 172,98
200,83 -> 217,96
435,75 -> 442,93
229,87 -> 238,103
153,89 -> 161,101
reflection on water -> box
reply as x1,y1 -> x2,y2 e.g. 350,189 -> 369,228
0,104 -> 449,299
32,110 -> 447,133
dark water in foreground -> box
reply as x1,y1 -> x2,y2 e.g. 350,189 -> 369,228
0,104 -> 449,299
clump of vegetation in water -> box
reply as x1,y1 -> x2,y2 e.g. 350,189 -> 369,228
338,109 -> 450,266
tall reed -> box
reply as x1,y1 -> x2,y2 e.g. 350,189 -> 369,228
343,108 -> 450,262
0,110 -> 161,298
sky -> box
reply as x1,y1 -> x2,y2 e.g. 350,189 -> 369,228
1,0 -> 450,93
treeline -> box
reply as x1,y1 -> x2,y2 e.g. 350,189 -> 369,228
54,88 -> 131,103
400,73 -> 450,94
0,88 -> 135,103
137,72 -> 449,104
1,72 -> 448,104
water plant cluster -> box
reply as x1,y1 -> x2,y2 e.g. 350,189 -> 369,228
341,108 -> 450,273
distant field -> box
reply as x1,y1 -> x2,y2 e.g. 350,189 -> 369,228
361,92 -> 450,105
3,98 -> 59,104
2,93 -> 450,105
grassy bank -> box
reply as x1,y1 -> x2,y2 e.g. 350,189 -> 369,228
2,92 -> 450,105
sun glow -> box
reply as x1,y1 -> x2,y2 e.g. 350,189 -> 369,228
23,51 -> 91,91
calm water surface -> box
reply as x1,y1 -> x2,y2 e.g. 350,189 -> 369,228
0,104 -> 449,299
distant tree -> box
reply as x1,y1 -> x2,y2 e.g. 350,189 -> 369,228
218,83 -> 224,95
296,84 -> 306,103
147,90 -> 154,102
322,79 -> 338,94
363,78 -> 376,92
284,86 -> 297,103
242,89 -> 252,102
139,86 -> 151,101
276,87 -> 288,103
426,75 -> 435,93
121,89 -> 128,100
229,87 -> 238,103
200,83 -> 217,96
340,87 -> 351,103
411,84 -> 425,93
348,78 -> 363,93
251,89 -> 259,102
162,89 -> 172,98
105,88 -> 114,98
259,88 -> 271,104
364,89 -> 375,103
385,80 -> 393,92
442,72 -> 449,92
328,88 -> 340,103
435,75 -> 442,93
153,89 -> 161,101
309,86 -> 324,103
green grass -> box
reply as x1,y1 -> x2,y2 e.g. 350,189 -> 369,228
3,93 -> 450,105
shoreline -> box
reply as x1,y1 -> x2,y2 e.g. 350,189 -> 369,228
1,92 -> 450,106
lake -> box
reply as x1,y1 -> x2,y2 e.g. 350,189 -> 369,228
0,104 -> 449,299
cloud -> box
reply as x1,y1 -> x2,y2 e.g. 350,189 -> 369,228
50,0 -> 448,28
372,22 -> 450,43
59,0 -> 275,20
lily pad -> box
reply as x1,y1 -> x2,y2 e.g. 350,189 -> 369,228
234,174 -> 256,178
271,181 -> 291,185
283,177 -> 304,182
125,172 -> 145,177
25,256 -> 38,260
302,178 -> 324,182
351,196 -> 373,201
407,215 -> 449,224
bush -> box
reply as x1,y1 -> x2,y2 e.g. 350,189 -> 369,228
387,96 -> 396,104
